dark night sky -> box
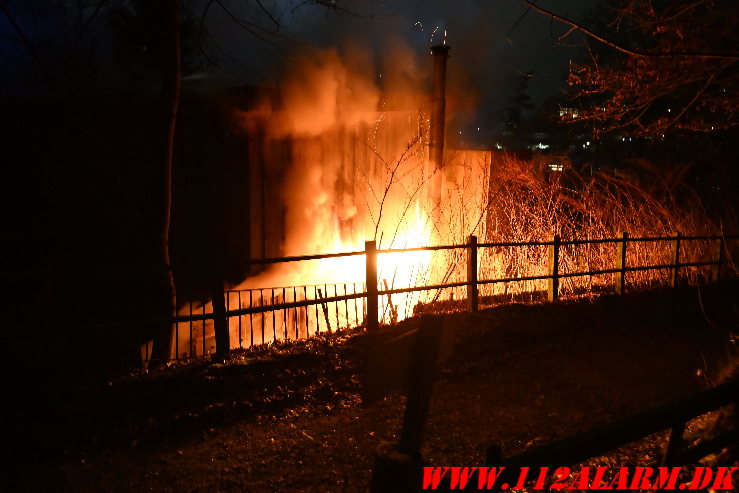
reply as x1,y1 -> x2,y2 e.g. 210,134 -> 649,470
1,1 -> 604,128
200,0 -> 603,121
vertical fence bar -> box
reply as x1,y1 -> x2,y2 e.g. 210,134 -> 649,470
365,240 -> 379,334
353,283 -> 359,326
670,232 -> 682,288
188,301 -> 193,359
343,283 -> 349,329
174,307 -> 179,361
260,289 -> 265,344
249,290 -> 254,347
303,286 -> 309,337
314,286 -> 320,333
237,291 -> 243,349
467,235 -> 478,312
201,303 -> 206,356
271,289 -> 276,342
548,234 -> 560,302
711,233 -> 724,283
282,287 -> 287,340
334,284 -> 340,330
293,286 -> 298,339
615,232 -> 629,295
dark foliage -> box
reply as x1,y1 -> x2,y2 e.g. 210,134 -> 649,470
562,0 -> 739,136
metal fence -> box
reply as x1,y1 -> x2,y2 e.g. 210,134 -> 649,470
151,232 -> 738,363
172,282 -> 366,359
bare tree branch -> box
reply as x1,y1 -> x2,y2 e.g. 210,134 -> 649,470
0,1 -> 56,93
523,0 -> 739,60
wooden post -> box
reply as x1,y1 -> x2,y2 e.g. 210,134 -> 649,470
467,235 -> 478,312
370,314 -> 444,492
615,232 -> 628,295
548,234 -> 560,302
711,233 -> 724,283
660,420 -> 686,466
670,232 -> 682,288
212,280 -> 230,360
365,240 -> 379,334
397,315 -> 443,456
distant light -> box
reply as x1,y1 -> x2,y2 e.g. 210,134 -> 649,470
622,137 -> 626,142
477,127 -> 480,131
549,163 -> 564,172
496,142 -> 503,150
667,108 -> 671,113
586,141 -> 590,146
531,143 -> 550,150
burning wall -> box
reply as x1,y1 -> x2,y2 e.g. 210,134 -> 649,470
174,46 -> 494,356
234,46 -> 491,286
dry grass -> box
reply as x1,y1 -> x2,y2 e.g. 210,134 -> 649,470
429,154 -> 739,307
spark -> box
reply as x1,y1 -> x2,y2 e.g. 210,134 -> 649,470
430,26 -> 439,45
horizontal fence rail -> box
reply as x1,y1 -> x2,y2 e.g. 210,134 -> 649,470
483,378 -> 739,489
70,232 -> 738,363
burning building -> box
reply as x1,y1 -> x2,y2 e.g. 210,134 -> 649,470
169,45 -> 498,357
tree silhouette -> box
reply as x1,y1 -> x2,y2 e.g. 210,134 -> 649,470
526,0 -> 739,137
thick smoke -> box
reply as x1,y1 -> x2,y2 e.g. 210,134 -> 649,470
272,47 -> 380,265
271,47 -> 380,138
232,40 -> 439,289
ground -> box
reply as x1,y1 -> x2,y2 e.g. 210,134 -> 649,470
6,281 -> 739,492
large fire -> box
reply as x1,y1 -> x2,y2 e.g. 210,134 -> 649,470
173,45 -> 491,357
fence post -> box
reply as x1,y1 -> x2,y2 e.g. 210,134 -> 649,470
711,233 -> 724,283
615,232 -> 629,295
212,280 -> 230,360
365,240 -> 379,334
467,235 -> 478,312
670,232 -> 682,288
548,234 -> 560,302
660,420 -> 686,466
370,314 -> 443,492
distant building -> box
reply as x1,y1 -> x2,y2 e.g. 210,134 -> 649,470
558,106 -> 580,120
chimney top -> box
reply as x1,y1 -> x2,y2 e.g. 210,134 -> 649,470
430,45 -> 451,56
